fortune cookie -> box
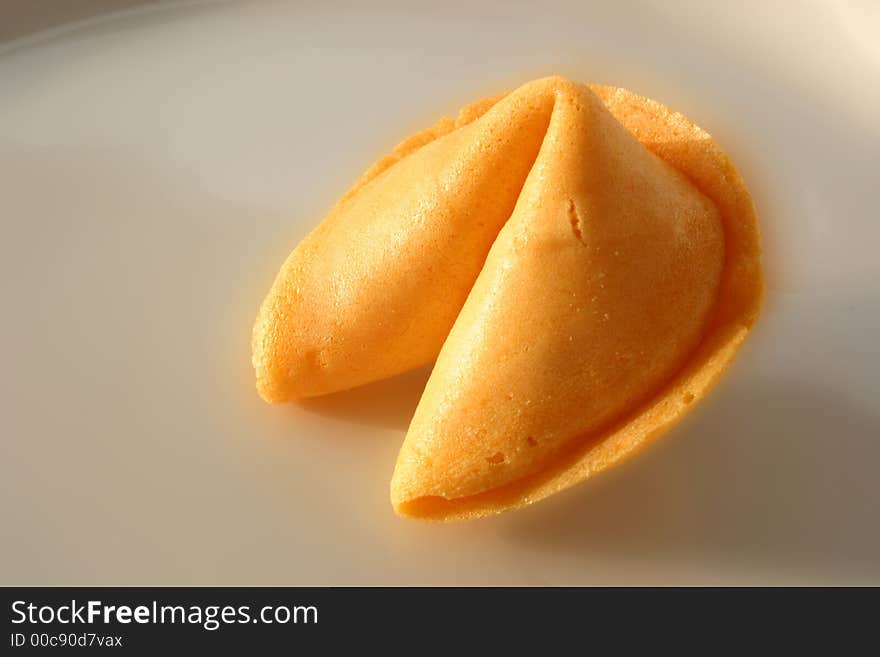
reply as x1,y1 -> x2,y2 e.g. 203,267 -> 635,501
252,76 -> 763,520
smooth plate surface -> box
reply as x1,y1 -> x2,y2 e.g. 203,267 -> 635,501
1,0 -> 879,585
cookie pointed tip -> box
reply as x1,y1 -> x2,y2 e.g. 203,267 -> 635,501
254,377 -> 292,404
391,494 -> 452,522
252,323 -> 303,404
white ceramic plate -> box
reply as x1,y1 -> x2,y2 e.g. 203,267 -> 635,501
2,0 -> 879,585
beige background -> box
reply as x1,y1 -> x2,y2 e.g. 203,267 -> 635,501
1,0 -> 879,585
0,1 -> 164,43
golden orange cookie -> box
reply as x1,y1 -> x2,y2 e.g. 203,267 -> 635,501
252,84 -> 554,401
253,76 -> 763,521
